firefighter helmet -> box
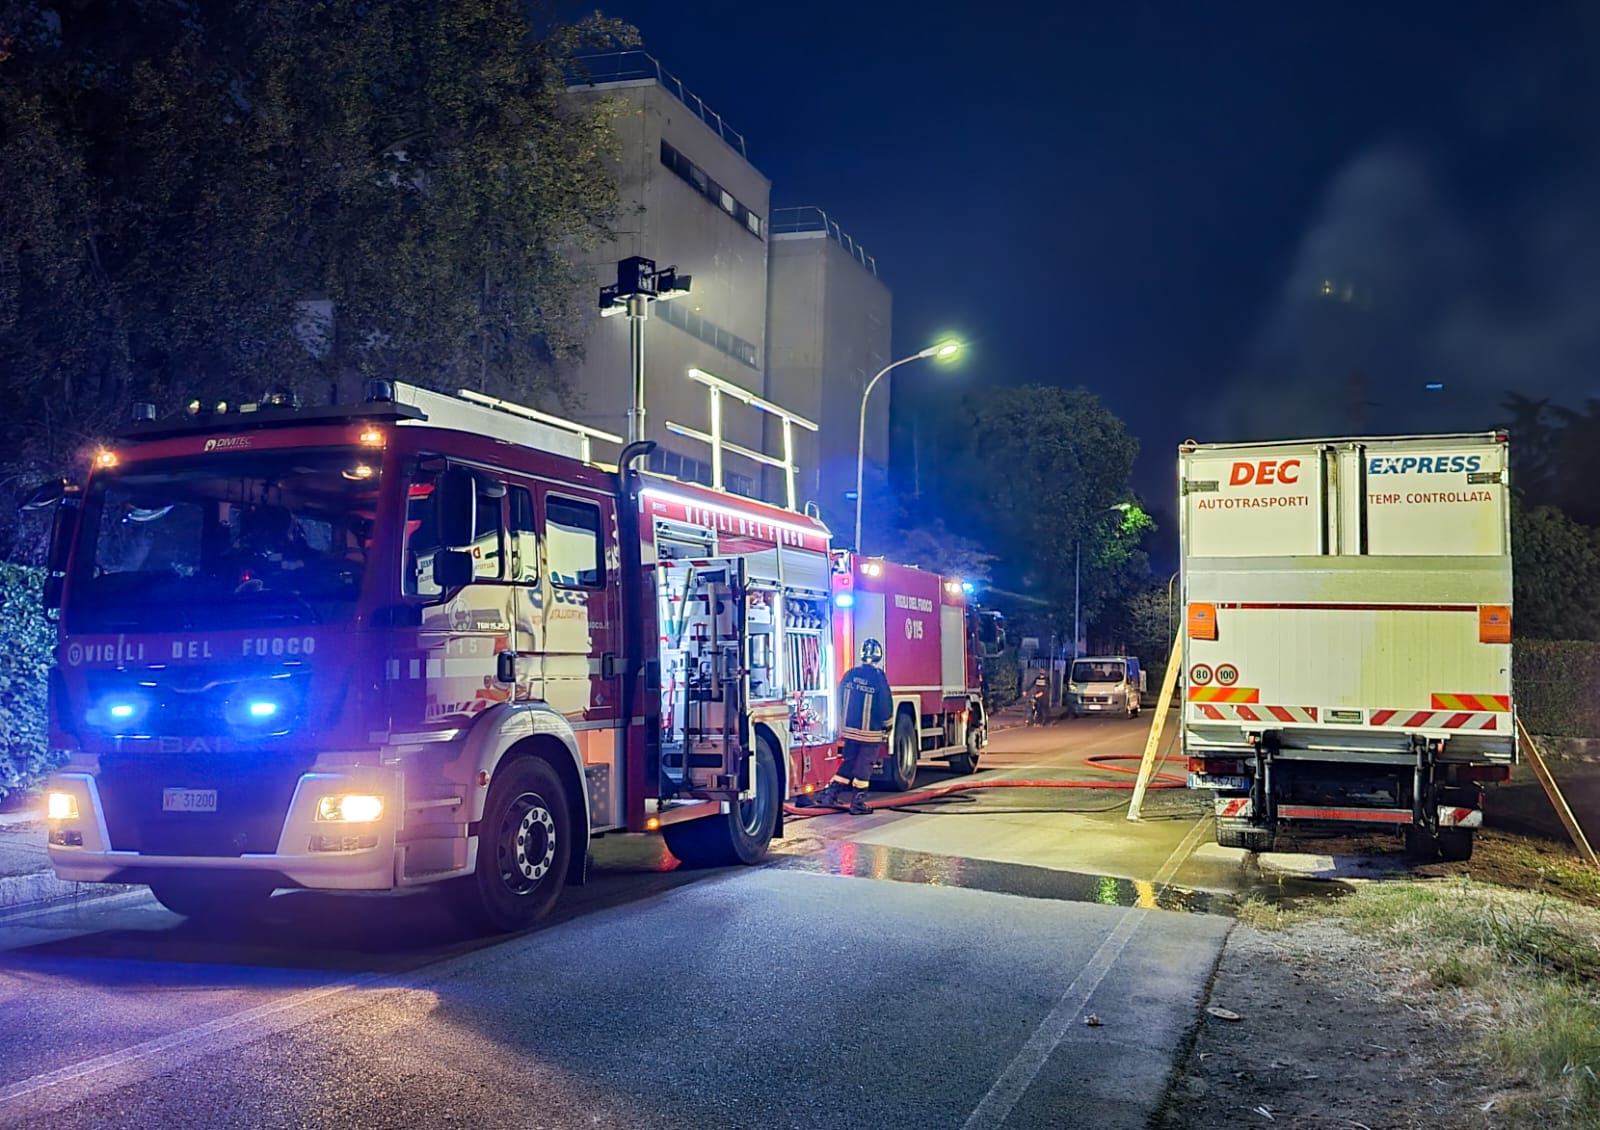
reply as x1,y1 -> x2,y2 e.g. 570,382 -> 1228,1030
860,638 -> 884,666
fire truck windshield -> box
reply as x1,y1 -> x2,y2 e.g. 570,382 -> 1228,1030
66,448 -> 380,632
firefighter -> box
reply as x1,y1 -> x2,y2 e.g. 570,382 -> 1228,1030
812,638 -> 893,815
1026,669 -> 1049,725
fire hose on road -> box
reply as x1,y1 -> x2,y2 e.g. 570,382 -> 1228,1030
782,754 -> 1188,819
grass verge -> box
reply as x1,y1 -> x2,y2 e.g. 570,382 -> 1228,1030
1254,878 -> 1600,1126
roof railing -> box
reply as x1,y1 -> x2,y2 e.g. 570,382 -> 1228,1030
568,51 -> 748,159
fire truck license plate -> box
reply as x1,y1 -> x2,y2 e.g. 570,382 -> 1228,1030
162,788 -> 218,813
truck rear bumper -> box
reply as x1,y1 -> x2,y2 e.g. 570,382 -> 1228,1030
1213,795 -> 1483,829
44,769 -> 400,890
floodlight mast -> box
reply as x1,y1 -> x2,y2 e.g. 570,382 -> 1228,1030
598,256 -> 693,445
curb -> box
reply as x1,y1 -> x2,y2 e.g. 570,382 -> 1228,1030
0,871 -> 137,914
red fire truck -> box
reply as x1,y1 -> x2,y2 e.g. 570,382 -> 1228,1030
830,553 -> 996,790
35,381 -> 854,931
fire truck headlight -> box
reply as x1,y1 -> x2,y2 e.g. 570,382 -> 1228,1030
47,792 -> 79,821
317,794 -> 384,823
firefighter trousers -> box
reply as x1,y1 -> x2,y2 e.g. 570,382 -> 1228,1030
839,739 -> 885,785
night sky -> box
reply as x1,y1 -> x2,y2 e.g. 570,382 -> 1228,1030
583,1 -> 1600,507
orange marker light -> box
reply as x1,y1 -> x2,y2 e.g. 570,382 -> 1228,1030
94,449 -> 119,469
1479,605 -> 1511,644
645,817 -> 661,832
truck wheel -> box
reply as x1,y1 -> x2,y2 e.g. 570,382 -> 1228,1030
1404,826 -> 1436,859
948,726 -> 982,776
148,874 -> 276,924
454,756 -> 572,933
877,715 -> 919,791
1217,822 -> 1275,852
1437,829 -> 1473,862
664,738 -> 780,867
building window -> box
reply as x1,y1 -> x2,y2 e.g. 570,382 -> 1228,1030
655,299 -> 760,370
660,139 -> 764,242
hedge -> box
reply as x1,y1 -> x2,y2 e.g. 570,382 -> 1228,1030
1514,639 -> 1600,738
0,563 -> 59,799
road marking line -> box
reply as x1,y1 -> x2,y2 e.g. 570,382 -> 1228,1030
0,970 -> 391,1115
961,812 -> 1210,1130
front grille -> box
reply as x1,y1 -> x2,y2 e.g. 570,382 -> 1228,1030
98,752 -> 311,856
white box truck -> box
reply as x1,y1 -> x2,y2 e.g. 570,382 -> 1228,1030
1179,432 -> 1516,860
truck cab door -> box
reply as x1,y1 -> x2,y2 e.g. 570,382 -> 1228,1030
655,557 -> 750,801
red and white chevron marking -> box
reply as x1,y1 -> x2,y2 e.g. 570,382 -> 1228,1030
1195,703 -> 1318,724
1215,796 -> 1253,818
1369,709 -> 1501,731
1437,806 -> 1483,828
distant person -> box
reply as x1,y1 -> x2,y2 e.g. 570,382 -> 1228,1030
1027,670 -> 1049,725
810,638 -> 893,815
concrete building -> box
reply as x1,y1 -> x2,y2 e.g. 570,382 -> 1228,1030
765,208 -> 892,536
562,54 -> 893,527
563,54 -> 772,497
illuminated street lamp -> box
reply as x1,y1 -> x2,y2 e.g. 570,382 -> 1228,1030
854,340 -> 961,551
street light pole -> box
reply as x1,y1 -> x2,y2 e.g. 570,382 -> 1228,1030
854,341 -> 959,552
1073,540 -> 1080,662
1073,503 -> 1134,667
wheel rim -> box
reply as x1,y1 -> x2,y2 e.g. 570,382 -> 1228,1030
498,791 -> 557,895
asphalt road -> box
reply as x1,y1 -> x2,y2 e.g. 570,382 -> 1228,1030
0,715 -> 1246,1130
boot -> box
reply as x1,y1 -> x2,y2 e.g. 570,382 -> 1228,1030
809,783 -> 847,809
845,791 -> 871,816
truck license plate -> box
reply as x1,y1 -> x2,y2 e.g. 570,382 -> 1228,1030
162,788 -> 218,813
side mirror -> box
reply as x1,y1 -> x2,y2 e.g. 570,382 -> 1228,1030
432,549 -> 474,590
434,467 -> 477,549
19,479 -> 69,512
26,484 -> 84,613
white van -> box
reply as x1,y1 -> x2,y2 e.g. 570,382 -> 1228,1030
1065,657 -> 1144,718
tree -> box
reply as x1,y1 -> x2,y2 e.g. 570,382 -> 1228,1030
1512,502 -> 1600,641
921,384 -> 1142,624
0,0 -> 636,558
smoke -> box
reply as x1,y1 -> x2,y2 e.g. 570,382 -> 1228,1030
1219,25 -> 1600,442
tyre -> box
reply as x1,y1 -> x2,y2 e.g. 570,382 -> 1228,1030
148,873 -> 276,924
1404,825 -> 1438,860
1216,821 -> 1275,852
877,714 -> 919,791
454,756 -> 572,933
948,725 -> 981,776
1436,829 -> 1473,862
664,738 -> 780,867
